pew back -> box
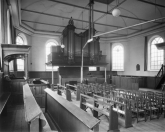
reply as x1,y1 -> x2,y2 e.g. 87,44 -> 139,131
23,84 -> 52,132
45,88 -> 100,132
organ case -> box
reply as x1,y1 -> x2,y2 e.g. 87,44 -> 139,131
47,18 -> 107,67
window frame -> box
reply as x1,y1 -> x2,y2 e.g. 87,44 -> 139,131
45,39 -> 59,71
16,33 -> 27,71
148,35 -> 164,71
112,43 -> 124,71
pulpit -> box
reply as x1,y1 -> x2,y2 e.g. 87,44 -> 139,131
1,44 -> 31,78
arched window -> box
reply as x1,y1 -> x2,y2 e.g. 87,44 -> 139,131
46,40 -> 59,71
112,44 -> 124,71
149,36 -> 164,70
16,33 -> 27,71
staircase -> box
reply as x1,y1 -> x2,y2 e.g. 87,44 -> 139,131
155,64 -> 165,89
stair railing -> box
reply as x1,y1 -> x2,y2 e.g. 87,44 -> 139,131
155,64 -> 165,89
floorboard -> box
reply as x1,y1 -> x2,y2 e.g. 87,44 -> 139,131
0,105 -> 28,132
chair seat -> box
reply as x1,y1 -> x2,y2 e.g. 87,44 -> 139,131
151,107 -> 158,110
132,108 -> 145,113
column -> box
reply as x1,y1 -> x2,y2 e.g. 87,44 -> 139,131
24,54 -> 28,79
105,67 -> 107,83
52,66 -> 54,84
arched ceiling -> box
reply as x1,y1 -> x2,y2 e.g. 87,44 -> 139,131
16,0 -> 165,40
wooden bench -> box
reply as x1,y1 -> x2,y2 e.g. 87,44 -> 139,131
45,88 -> 100,132
80,94 -> 120,132
23,84 -> 55,132
0,93 -> 11,116
66,84 -> 81,101
57,84 -> 73,101
81,94 -> 133,129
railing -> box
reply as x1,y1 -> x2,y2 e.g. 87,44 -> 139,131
156,64 -> 165,77
155,64 -> 165,89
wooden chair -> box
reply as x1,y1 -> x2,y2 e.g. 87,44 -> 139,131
130,97 -> 146,123
144,97 -> 159,120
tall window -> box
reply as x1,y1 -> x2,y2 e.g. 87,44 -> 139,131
112,44 -> 124,71
46,40 -> 59,71
16,33 -> 27,71
150,36 -> 164,70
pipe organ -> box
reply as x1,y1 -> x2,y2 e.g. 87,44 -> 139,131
47,18 -> 107,67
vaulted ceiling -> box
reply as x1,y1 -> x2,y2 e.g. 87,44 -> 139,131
11,0 -> 165,40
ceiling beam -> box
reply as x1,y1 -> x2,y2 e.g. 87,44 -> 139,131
22,19 -> 126,36
47,0 -> 162,23
138,0 -> 165,8
22,20 -> 86,30
21,8 -> 140,31
23,22 -> 123,38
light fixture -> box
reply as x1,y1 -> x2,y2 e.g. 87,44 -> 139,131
112,0 -> 121,17
61,44 -> 65,48
112,8 -> 121,17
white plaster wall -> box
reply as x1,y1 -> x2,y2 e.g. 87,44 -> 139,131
116,32 -> 165,76
31,35 -> 60,71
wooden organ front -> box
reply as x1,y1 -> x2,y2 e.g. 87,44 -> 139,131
47,18 -> 107,67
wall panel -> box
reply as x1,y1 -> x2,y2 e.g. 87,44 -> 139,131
112,75 -> 156,90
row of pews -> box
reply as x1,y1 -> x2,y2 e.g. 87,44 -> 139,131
57,83 -> 116,102
23,82 -> 100,132
78,84 -> 165,126
23,80 -> 165,132
57,82 -> 165,131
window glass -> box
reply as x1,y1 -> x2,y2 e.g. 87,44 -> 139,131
46,41 -> 58,71
16,35 -> 26,71
150,37 -> 164,70
112,45 -> 124,70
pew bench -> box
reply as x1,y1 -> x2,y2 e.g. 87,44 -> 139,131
66,84 -> 80,101
23,84 -> 54,132
95,94 -> 133,128
0,92 -> 11,116
80,94 -> 119,132
45,88 -> 100,132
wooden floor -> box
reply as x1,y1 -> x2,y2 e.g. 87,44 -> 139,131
0,105 -> 28,132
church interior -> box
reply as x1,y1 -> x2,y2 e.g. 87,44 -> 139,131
0,0 -> 165,131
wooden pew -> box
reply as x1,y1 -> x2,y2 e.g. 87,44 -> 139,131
57,84 -> 73,101
80,94 -> 120,132
28,83 -> 49,108
95,94 -> 132,128
66,84 -> 81,101
45,88 -> 100,132
0,93 -> 11,116
23,84 -> 53,132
